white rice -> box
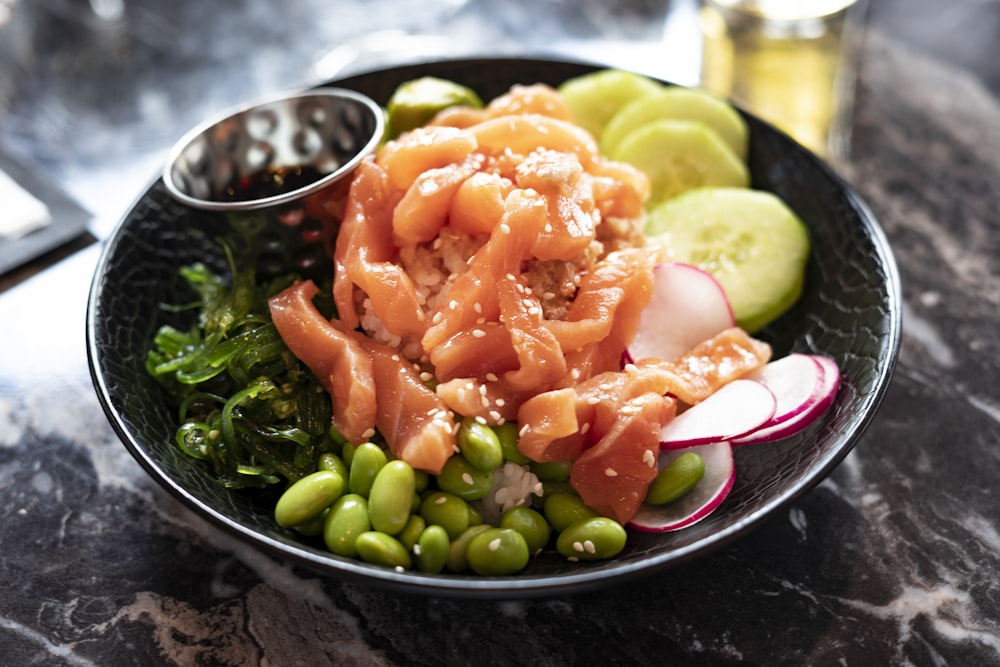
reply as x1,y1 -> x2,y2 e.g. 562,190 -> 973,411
476,461 -> 544,526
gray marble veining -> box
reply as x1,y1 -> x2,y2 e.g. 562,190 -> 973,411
2,0 -> 999,664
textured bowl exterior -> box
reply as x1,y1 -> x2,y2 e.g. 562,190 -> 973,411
86,57 -> 901,598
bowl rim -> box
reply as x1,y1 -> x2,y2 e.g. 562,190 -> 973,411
86,54 -> 902,599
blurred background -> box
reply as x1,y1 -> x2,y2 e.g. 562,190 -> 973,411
0,0 -> 997,283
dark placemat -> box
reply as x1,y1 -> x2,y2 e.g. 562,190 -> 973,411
0,152 -> 92,277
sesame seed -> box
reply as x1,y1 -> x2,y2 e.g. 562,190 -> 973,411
624,363 -> 639,374
395,566 -> 405,573
643,449 -> 656,468
362,428 -> 376,439
599,382 -> 614,391
544,224 -> 553,233
586,396 -> 600,405
488,538 -> 502,552
583,540 -> 597,554
474,302 -> 483,313
462,472 -> 474,485
489,410 -> 502,422
572,541 -> 585,553
475,415 -> 487,425
495,398 -> 506,407
499,223 -> 511,234
480,395 -> 491,408
472,329 -> 486,338
413,544 -> 422,556
486,373 -> 499,382
435,495 -> 448,504
580,423 -> 590,435
519,424 -> 531,436
432,311 -> 443,324
449,299 -> 458,310
604,467 -> 618,477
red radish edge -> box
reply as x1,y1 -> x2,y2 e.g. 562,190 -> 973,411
731,354 -> 840,446
624,262 -> 735,365
659,379 -> 777,450
629,441 -> 735,533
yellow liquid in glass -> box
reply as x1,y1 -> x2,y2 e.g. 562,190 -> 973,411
699,0 -> 863,158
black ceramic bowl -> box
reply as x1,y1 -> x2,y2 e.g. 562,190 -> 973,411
86,57 -> 902,598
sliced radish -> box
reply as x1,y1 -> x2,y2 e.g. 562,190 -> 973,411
731,354 -> 840,446
629,441 -> 735,533
625,262 -> 735,364
659,379 -> 777,450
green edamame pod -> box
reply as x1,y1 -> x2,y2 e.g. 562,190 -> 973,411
500,506 -> 551,555
341,442 -> 357,467
556,517 -> 627,561
293,508 -> 329,537
445,524 -> 492,572
318,452 -> 348,480
495,421 -> 530,465
543,492 -> 600,533
646,452 -> 705,505
467,504 -> 484,526
456,418 -> 504,471
348,442 -> 387,497
419,491 -> 471,539
368,460 -> 416,535
274,470 -> 344,528
414,525 -> 450,574
467,528 -> 530,576
323,493 -> 370,558
355,531 -> 412,570
398,514 -> 426,551
531,460 -> 572,481
435,455 -> 493,501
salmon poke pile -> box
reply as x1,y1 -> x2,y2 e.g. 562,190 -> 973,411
147,69 -> 840,576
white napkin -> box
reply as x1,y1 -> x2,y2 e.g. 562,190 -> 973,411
0,167 -> 52,239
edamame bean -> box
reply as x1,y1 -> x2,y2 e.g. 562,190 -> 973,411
318,452 -> 348,479
543,492 -> 600,533
467,528 -> 530,576
341,442 -> 357,467
414,524 -> 450,574
419,491 -> 471,539
467,504 -> 484,527
556,517 -> 627,561
355,531 -> 412,570
274,470 -> 344,528
435,455 -> 493,501
398,514 -> 426,551
500,506 -> 551,555
323,493 -> 370,558
293,508 -> 329,537
531,460 -> 572,481
456,418 -> 504,471
368,460 -> 416,535
445,524 -> 492,572
646,452 -> 705,505
414,470 -> 430,493
348,442 -> 387,497
495,421 -> 530,465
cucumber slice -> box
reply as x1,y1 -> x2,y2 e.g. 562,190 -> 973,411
610,120 -> 749,208
645,187 -> 810,332
385,77 -> 484,139
557,69 -> 664,140
600,87 -> 749,160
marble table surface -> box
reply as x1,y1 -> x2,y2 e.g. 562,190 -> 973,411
2,0 -> 999,664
